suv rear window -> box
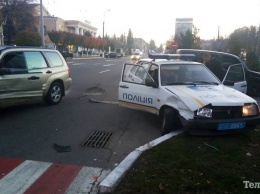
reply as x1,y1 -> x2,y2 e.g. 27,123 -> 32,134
44,51 -> 63,67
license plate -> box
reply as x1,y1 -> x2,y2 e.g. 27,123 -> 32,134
218,122 -> 246,130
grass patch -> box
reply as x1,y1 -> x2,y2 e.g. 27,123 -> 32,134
114,128 -> 260,194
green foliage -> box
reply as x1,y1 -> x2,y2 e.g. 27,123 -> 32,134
246,51 -> 260,71
228,34 -> 242,56
127,29 -> 134,54
166,26 -> 201,53
149,39 -> 156,51
179,30 -> 194,49
227,26 -> 259,56
48,31 -> 103,50
115,129 -> 260,193
15,31 -> 41,46
47,31 -> 62,45
1,1 -> 37,45
156,44 -> 164,53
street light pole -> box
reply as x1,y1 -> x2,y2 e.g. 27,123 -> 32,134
102,9 -> 110,58
40,0 -> 45,47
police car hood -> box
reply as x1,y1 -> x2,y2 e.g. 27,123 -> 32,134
164,85 -> 256,111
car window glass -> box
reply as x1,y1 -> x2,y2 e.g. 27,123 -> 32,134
44,51 -> 63,67
160,64 -> 220,85
122,63 -> 146,84
0,52 -> 27,74
147,64 -> 159,84
225,64 -> 244,82
221,55 -> 241,71
130,65 -> 138,74
135,63 -> 150,80
24,52 -> 47,70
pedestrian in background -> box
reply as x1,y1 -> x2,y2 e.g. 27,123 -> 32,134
202,52 -> 223,80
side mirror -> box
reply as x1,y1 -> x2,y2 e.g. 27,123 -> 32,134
145,78 -> 158,88
223,80 -> 235,86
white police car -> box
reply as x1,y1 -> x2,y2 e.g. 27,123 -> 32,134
118,54 -> 260,135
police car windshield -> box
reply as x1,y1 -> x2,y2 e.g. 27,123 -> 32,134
160,63 -> 220,86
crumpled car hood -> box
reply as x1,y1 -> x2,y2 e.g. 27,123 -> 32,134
164,85 -> 256,111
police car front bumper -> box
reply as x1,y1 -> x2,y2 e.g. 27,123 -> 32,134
183,116 -> 260,135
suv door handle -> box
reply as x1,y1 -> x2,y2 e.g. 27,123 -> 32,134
120,85 -> 129,89
28,76 -> 40,80
46,70 -> 52,74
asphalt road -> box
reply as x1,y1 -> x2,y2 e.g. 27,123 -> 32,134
0,56 -> 161,170
1,56 -> 260,171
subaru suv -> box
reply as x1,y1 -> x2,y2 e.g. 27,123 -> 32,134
0,46 -> 72,108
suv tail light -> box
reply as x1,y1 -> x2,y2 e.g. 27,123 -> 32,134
68,68 -> 71,77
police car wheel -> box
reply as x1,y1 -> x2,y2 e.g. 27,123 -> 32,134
162,108 -> 175,135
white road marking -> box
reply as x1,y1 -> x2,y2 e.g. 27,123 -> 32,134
72,63 -> 86,66
103,64 -> 115,67
99,70 -> 110,74
0,160 -> 51,194
65,166 -> 111,194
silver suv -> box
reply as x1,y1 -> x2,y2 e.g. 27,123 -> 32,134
0,46 -> 72,108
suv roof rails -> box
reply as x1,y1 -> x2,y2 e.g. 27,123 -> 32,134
148,53 -> 196,61
0,45 -> 51,51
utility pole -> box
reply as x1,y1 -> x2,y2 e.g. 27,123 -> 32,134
102,9 -> 110,58
40,0 -> 45,47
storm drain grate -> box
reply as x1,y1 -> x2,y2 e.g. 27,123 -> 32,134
81,130 -> 114,148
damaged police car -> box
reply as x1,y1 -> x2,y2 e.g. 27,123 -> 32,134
118,54 -> 260,135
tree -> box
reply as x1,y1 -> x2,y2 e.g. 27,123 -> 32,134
246,51 -> 260,71
126,29 -> 134,54
48,31 -> 62,45
178,30 -> 193,49
165,36 -> 178,53
15,30 -> 41,46
149,39 -> 156,52
0,0 -> 37,45
175,26 -> 200,49
227,26 -> 259,56
156,44 -> 164,53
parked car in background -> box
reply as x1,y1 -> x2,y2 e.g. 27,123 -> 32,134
0,46 -> 72,108
176,49 -> 260,96
106,52 -> 117,58
100,52 -> 109,58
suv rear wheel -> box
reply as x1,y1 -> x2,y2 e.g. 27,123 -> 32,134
45,82 -> 63,105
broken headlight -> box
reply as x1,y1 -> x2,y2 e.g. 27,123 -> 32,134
196,108 -> 212,118
242,104 -> 259,116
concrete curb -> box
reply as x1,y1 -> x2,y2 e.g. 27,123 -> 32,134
98,129 -> 184,193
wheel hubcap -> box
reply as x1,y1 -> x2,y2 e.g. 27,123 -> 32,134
51,86 -> 61,102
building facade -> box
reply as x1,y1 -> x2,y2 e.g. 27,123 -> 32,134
33,4 -> 97,37
175,18 -> 193,36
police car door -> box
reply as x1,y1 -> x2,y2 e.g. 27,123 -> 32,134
222,63 -> 247,94
119,62 -> 158,114
221,55 -> 247,93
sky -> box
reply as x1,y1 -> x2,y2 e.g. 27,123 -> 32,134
41,0 -> 260,47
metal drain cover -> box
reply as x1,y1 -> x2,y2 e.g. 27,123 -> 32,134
81,130 -> 114,148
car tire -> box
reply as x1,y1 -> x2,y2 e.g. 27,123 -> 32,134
45,82 -> 63,105
161,107 -> 177,135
